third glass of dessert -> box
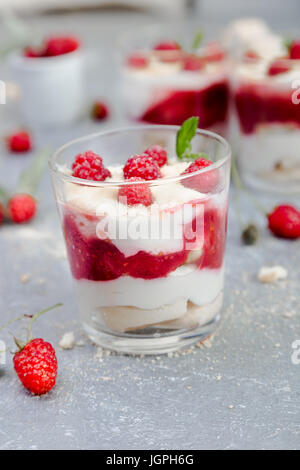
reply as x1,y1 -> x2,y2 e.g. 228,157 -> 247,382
50,118 -> 231,354
119,25 -> 230,136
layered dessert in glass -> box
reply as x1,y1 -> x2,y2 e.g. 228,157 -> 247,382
226,19 -> 300,192
50,122 -> 231,354
119,26 -> 229,136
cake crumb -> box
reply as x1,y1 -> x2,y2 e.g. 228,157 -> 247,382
257,265 -> 287,283
228,405 -> 234,409
20,273 -> 30,284
59,331 -> 75,350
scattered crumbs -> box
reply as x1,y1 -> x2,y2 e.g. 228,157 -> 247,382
99,376 -> 111,381
283,311 -> 295,318
59,331 -> 75,350
36,278 -> 46,285
19,273 -> 30,284
275,343 -> 281,348
216,374 -> 222,381
228,405 -> 234,409
257,265 -> 288,283
186,386 -> 192,390
76,339 -> 86,347
195,334 -> 215,349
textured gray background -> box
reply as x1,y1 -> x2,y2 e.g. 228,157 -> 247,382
0,8 -> 299,450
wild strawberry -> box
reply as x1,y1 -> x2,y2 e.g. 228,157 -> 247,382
268,60 -> 290,76
44,36 -> 79,57
13,338 -> 57,395
8,194 -> 37,224
289,40 -> 300,59
123,154 -> 161,181
92,101 -> 109,121
144,145 -> 167,167
268,204 -> 300,239
127,53 -> 148,68
6,131 -> 32,153
181,157 -> 218,193
182,54 -> 204,71
118,177 -> 152,206
72,150 -> 111,181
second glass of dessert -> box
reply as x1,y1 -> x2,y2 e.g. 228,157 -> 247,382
227,19 -> 300,192
50,119 -> 231,354
119,25 -> 230,136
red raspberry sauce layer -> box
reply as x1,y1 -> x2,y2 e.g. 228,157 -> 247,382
140,81 -> 229,128
63,203 -> 226,282
234,83 -> 300,134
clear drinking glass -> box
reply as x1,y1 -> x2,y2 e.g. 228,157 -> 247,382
231,55 -> 300,193
49,126 -> 231,354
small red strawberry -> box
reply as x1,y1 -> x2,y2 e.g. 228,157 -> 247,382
154,40 -> 181,51
268,60 -> 290,76
268,204 -> 300,239
123,154 -> 161,181
181,157 -> 218,193
92,101 -> 109,121
118,177 -> 153,207
44,36 -> 79,57
6,131 -> 32,153
153,40 -> 181,63
144,145 -> 167,167
13,338 -> 58,396
289,40 -> 300,59
127,53 -> 148,68
8,194 -> 37,224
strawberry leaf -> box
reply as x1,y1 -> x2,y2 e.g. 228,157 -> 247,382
176,116 -> 199,159
17,148 -> 49,195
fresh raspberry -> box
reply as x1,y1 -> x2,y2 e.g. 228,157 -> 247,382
153,40 -> 181,63
118,177 -> 153,206
126,250 -> 187,279
144,145 -> 167,167
268,60 -> 290,76
44,36 -> 79,57
268,205 -> 300,239
182,54 -> 204,71
198,206 -> 227,269
72,150 -> 111,181
8,194 -> 37,224
92,101 -> 109,121
6,131 -> 32,153
127,53 -> 148,68
203,43 -> 225,62
181,158 -> 218,193
123,154 -> 161,181
13,338 -> 57,395
289,40 -> 300,59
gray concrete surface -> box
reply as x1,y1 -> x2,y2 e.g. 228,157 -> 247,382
0,10 -> 299,450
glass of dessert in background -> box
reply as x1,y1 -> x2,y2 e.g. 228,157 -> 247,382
10,36 -> 84,127
224,18 -> 300,193
118,24 -> 230,136
50,120 -> 231,354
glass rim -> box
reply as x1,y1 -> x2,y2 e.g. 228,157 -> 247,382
49,124 -> 231,188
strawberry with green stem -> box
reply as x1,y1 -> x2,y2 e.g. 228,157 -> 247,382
0,303 -> 62,395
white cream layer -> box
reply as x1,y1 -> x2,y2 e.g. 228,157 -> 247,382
74,265 -> 224,311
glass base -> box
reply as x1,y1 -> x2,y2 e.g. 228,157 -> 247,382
82,314 -> 221,355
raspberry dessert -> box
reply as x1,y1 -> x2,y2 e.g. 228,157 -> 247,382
120,29 -> 229,136
227,19 -> 300,192
50,121 -> 231,354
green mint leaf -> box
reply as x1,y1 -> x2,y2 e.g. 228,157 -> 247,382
176,117 -> 199,159
18,147 -> 50,195
191,30 -> 203,51
283,38 -> 292,53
